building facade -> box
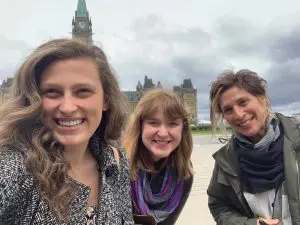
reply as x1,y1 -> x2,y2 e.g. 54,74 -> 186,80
124,76 -> 198,124
124,76 -> 162,114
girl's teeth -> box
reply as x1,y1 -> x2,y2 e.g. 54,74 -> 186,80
156,141 -> 169,143
57,120 -> 83,127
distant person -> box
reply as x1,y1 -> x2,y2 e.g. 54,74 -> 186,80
207,69 -> 300,225
0,38 -> 134,224
122,89 -> 194,225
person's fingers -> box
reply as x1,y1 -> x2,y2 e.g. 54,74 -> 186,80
258,218 -> 280,225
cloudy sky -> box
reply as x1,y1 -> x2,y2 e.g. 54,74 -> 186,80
1,0 -> 300,121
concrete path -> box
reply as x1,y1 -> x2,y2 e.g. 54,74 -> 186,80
176,136 -> 225,225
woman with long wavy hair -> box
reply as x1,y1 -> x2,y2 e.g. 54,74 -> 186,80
123,89 -> 194,225
0,38 -> 134,225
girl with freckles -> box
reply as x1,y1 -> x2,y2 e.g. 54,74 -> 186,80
122,89 -> 194,225
207,69 -> 300,225
0,38 -> 134,224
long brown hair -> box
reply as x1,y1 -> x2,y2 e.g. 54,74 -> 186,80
209,69 -> 271,134
122,89 -> 194,181
0,38 -> 127,218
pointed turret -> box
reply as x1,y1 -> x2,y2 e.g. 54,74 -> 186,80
76,0 -> 88,17
136,81 -> 142,90
156,81 -> 162,88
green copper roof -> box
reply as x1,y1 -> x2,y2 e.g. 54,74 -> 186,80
76,0 -> 88,17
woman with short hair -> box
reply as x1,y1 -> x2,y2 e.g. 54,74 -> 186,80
207,69 -> 300,225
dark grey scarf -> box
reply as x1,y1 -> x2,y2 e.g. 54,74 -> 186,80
234,116 -> 285,194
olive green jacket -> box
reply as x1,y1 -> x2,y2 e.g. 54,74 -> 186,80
207,113 -> 300,225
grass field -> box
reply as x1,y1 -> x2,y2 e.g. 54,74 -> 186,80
191,129 -> 232,136
191,130 -> 212,135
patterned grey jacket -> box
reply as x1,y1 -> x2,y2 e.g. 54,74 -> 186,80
0,136 -> 134,225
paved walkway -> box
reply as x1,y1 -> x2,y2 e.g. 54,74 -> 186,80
176,139 -> 225,225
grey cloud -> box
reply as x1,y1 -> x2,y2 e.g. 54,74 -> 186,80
212,17 -> 269,58
268,27 -> 300,62
118,14 -> 300,120
0,35 -> 31,52
130,14 -> 211,51
0,35 -> 32,80
267,60 -> 300,106
115,60 -> 180,91
272,101 -> 300,116
209,17 -> 300,114
171,56 -> 224,92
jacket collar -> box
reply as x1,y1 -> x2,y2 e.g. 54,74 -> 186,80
88,134 -> 120,177
213,139 -> 239,177
276,113 -> 300,149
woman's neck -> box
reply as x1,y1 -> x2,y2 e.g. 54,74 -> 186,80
152,158 -> 168,171
249,128 -> 267,143
63,143 -> 91,168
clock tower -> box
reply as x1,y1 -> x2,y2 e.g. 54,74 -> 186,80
72,0 -> 92,45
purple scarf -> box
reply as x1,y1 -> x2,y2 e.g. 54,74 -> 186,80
131,166 -> 183,223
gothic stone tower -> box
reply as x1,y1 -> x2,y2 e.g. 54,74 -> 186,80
173,79 -> 198,124
72,0 -> 93,45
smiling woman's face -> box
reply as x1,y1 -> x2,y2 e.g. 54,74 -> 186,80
219,86 -> 268,142
141,107 -> 183,161
40,57 -> 108,149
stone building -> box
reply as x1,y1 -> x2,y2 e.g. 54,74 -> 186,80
124,76 -> 162,114
174,79 -> 198,124
124,76 -> 198,124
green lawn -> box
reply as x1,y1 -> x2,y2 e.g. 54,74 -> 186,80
191,129 -> 232,136
191,129 -> 212,135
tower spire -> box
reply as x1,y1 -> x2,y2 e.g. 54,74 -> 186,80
72,0 -> 93,45
76,0 -> 88,17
